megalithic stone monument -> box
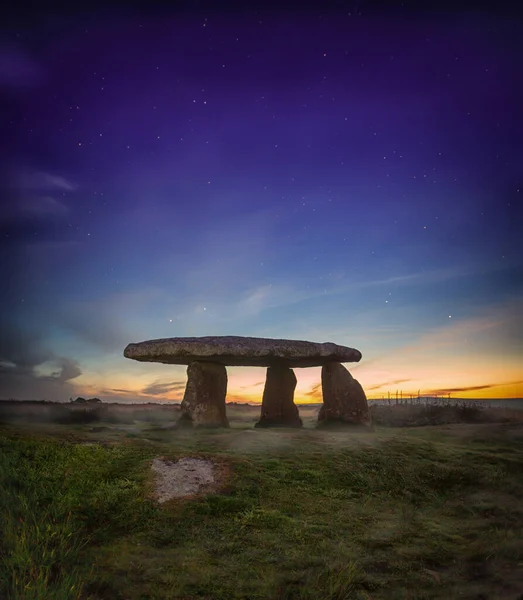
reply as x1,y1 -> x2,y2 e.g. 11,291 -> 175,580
255,365 -> 302,428
318,362 -> 371,428
123,335 -> 369,428
177,361 -> 229,428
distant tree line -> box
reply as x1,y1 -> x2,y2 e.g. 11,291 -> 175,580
69,397 -> 102,403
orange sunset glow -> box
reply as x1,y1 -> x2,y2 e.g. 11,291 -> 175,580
66,300 -> 522,404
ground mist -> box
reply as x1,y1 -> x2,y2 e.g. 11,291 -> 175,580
1,403 -> 522,599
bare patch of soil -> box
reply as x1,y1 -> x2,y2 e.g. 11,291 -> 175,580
150,456 -> 231,503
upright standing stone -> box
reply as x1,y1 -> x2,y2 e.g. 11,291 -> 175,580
255,366 -> 302,428
177,361 -> 229,428
317,362 -> 371,428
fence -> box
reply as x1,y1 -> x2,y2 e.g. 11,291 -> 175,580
368,394 -> 492,410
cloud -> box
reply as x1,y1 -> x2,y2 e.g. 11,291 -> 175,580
304,382 -> 322,399
354,295 -> 523,371
0,320 -> 82,400
53,288 -> 164,352
238,283 -> 295,317
0,166 -> 75,247
426,381 -> 523,396
141,381 -> 186,396
106,388 -> 137,394
0,320 -> 52,369
15,169 -> 77,193
366,378 -> 411,391
348,296 -> 523,398
0,196 -> 69,224
30,195 -> 69,216
396,304 -> 520,359
57,302 -> 130,352
37,174 -> 76,192
154,209 -> 281,328
47,357 -> 83,384
0,43 -> 43,89
0,285 -> 165,401
221,264 -> 491,322
240,380 -> 265,389
0,368 -> 80,401
149,218 -> 501,334
86,386 -> 183,404
86,388 -> 142,403
0,360 -> 17,369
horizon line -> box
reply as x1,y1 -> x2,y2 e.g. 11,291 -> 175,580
1,396 -> 523,404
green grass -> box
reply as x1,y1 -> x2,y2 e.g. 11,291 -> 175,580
1,418 -> 523,599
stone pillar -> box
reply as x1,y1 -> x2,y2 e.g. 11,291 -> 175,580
317,362 -> 371,428
255,365 -> 303,428
177,361 -> 229,428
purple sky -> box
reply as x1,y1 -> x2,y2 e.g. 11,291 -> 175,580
1,1 -> 522,403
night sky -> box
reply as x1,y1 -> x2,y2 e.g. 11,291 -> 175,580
1,1 -> 522,404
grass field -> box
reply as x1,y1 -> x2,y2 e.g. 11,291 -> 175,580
1,403 -> 523,599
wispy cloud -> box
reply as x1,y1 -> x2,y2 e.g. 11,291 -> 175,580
0,166 -> 76,245
38,173 -> 77,192
15,196 -> 69,219
236,283 -> 304,317
354,295 -> 522,367
53,288 -> 165,352
366,378 -> 411,391
154,209 -> 282,332
221,263 -> 496,321
305,382 -> 322,398
106,388 -> 137,395
390,306 -> 519,360
141,380 -> 186,396
426,380 -> 523,396
87,384 -> 184,404
239,381 -> 265,389
15,169 -> 77,192
349,296 -> 523,397
0,43 -> 44,89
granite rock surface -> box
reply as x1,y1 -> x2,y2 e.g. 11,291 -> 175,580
124,335 -> 361,368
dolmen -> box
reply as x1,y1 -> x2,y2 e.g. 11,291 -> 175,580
123,336 -> 371,430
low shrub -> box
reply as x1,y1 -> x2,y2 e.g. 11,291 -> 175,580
54,408 -> 103,425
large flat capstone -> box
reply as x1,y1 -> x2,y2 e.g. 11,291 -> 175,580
123,336 -> 361,368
